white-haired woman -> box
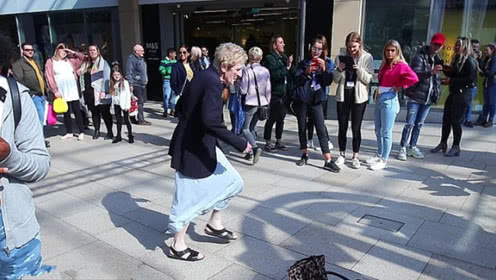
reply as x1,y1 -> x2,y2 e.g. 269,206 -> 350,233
431,37 -> 477,156
239,46 -> 271,164
190,46 -> 203,72
167,43 -> 251,261
368,40 -> 418,170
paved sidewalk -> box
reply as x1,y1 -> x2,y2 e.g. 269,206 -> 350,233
27,102 -> 496,280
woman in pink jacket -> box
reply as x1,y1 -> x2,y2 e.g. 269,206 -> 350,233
45,43 -> 85,140
367,40 -> 418,170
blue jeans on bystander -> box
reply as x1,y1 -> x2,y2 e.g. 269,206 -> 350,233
400,101 -> 431,148
375,91 -> 400,161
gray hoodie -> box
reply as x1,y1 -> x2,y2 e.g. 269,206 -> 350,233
0,76 -> 50,251
125,53 -> 148,88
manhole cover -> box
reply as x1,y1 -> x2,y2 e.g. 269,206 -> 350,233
357,214 -> 405,232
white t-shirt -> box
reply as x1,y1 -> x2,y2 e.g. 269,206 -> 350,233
53,60 -> 79,102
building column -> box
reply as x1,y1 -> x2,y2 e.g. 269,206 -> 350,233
119,0 -> 142,65
330,0 -> 363,58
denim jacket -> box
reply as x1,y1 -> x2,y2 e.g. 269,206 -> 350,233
0,76 -> 50,251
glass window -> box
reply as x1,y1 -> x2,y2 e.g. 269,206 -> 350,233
363,0 -> 431,62
0,15 -> 19,47
86,10 -> 114,62
50,12 -> 85,50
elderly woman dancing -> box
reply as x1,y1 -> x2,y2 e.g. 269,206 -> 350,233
167,43 -> 251,261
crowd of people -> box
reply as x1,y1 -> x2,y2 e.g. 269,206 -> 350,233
0,26 -> 495,274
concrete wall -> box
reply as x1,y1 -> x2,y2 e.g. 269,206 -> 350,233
330,0 -> 363,58
119,0 -> 142,65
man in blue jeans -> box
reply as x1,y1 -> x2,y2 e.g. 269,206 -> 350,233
11,42 -> 50,147
159,48 -> 176,118
398,33 -> 445,161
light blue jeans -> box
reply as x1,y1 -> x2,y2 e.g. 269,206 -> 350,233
465,87 -> 477,122
162,79 -> 175,111
375,91 -> 400,161
400,102 -> 431,148
31,95 -> 46,125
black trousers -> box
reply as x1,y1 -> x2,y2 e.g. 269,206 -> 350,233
307,101 -> 330,142
83,89 -> 112,134
294,100 -> 330,154
441,89 -> 472,146
114,105 -> 132,137
63,100 -> 84,134
264,96 -> 286,141
134,86 -> 145,122
336,89 -> 367,153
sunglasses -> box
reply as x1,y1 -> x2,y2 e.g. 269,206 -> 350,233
179,51 -> 188,54
23,48 -> 34,52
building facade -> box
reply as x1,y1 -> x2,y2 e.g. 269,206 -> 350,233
1,0 -> 495,107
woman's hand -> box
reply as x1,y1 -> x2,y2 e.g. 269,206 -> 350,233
317,58 -> 326,71
54,92 -> 61,98
337,62 -> 346,72
392,86 -> 401,93
352,64 -> 359,71
64,48 -> 75,54
100,92 -> 106,99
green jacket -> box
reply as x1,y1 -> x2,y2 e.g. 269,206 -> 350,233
262,51 -> 295,97
159,57 -> 176,80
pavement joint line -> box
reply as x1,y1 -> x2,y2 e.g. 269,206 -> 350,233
349,237 -> 381,271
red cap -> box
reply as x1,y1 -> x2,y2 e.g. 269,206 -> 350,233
431,33 -> 446,46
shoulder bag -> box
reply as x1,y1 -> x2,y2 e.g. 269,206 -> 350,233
288,255 -> 350,280
250,66 -> 269,121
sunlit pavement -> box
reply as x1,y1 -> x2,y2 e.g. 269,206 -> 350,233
26,102 -> 496,280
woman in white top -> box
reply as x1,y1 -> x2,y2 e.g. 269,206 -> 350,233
110,70 -> 134,144
45,43 -> 85,140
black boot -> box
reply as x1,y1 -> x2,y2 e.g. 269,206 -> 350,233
93,130 -> 100,140
296,153 -> 309,166
104,132 -> 114,140
324,160 -> 340,173
431,142 -> 447,153
128,134 -> 134,144
112,135 -> 122,144
445,145 -> 460,157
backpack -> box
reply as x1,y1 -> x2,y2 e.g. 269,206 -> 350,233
6,75 -> 22,129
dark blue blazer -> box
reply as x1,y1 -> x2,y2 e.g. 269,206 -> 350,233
171,62 -> 187,95
169,67 -> 247,179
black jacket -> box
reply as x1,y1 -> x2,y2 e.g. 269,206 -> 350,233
293,59 -> 333,105
447,55 -> 478,93
171,62 -> 188,95
168,67 -> 247,179
404,46 -> 442,104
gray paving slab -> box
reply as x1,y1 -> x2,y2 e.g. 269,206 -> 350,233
208,263 -> 274,280
279,223 -> 379,269
418,254 -> 496,280
141,247 -> 232,280
407,220 -> 496,268
61,207 -> 131,235
215,236 -> 306,280
373,196 -> 446,221
96,221 -> 166,258
335,205 -> 425,245
123,201 -> 170,232
352,241 -> 432,280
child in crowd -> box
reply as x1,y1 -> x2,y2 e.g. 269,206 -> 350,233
110,69 -> 134,144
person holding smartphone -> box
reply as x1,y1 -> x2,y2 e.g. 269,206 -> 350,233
333,32 -> 374,169
293,36 -> 340,172
397,33 -> 445,161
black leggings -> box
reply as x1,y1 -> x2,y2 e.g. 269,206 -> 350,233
441,89 -> 472,146
63,100 -> 84,134
336,90 -> 367,153
114,105 -> 132,137
91,104 -> 113,135
295,100 -> 330,154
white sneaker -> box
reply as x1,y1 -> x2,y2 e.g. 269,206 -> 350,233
408,146 -> 425,159
366,156 -> 380,165
307,139 -> 319,151
351,158 -> 360,169
370,159 -> 387,171
335,155 -> 345,166
328,141 -> 334,150
397,147 -> 407,161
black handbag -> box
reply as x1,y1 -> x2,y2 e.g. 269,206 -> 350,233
250,66 -> 269,121
288,255 -> 350,280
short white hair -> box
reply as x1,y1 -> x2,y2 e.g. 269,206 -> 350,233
213,43 -> 248,70
248,47 -> 263,63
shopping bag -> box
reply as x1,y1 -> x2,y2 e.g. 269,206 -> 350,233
47,104 -> 57,125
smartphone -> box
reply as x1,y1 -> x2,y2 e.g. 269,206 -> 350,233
311,58 -> 319,68
339,56 -> 354,71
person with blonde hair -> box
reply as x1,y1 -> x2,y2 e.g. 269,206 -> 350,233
190,46 -> 203,72
239,46 -> 271,164
333,32 -> 374,169
431,37 -> 477,156
45,42 -> 86,140
167,43 -> 251,261
367,40 -> 418,170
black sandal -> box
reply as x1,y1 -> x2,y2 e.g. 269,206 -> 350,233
168,246 -> 204,262
204,224 -> 238,240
